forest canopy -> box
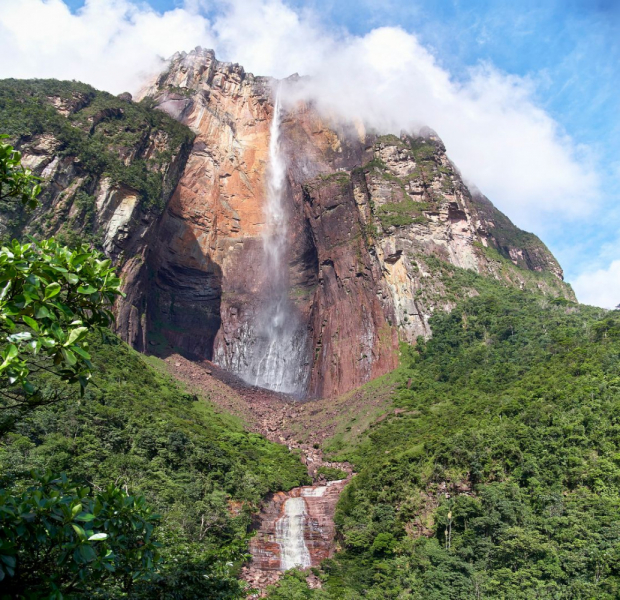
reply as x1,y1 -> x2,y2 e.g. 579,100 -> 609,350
267,268 -> 620,599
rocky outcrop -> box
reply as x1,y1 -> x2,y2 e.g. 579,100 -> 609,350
470,192 -> 564,278
247,480 -> 348,572
137,49 -> 278,360
302,174 -> 398,396
0,79 -> 194,352
0,55 -> 574,399
316,131 -> 573,344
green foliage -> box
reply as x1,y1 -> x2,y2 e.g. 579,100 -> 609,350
0,132 -> 307,598
265,569 -> 329,599
0,136 -> 41,208
0,238 -> 122,412
408,136 -> 438,161
0,143 -> 122,429
316,466 -> 348,481
0,470 -> 159,598
1,336 -> 310,598
417,252 -> 571,309
375,198 -> 429,229
0,79 -> 193,214
352,156 -> 386,176
375,134 -> 406,147
0,114 -> 162,599
55,192 -> 101,249
278,281 -> 620,598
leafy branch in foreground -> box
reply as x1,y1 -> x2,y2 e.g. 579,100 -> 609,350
0,135 -> 123,418
0,238 -> 123,407
0,470 -> 160,597
0,135 -> 41,208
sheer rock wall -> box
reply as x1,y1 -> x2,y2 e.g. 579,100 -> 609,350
134,48 -> 570,397
2,49 -> 572,398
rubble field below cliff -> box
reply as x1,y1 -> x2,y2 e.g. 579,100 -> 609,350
155,353 -> 398,477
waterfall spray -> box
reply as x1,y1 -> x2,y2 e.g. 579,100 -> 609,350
275,497 -> 312,570
233,87 -> 307,395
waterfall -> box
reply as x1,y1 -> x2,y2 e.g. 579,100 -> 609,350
275,496 -> 311,571
301,486 -> 327,497
235,88 -> 307,395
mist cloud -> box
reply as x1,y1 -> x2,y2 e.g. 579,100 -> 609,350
573,260 -> 620,309
0,0 -> 601,231
0,0 -> 215,94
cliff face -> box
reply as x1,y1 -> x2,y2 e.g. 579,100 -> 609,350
298,132 -> 571,347
0,79 -> 194,351
0,51 -> 573,398
134,48 -> 571,397
137,51 -> 274,361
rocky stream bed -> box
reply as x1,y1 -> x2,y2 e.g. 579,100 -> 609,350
162,354 -> 354,595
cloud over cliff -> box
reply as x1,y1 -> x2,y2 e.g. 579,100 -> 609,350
573,260 -> 620,309
0,0 -> 601,234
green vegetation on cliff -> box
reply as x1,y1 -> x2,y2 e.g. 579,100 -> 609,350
0,79 -> 194,245
471,192 -> 562,275
2,78 -> 607,600
269,277 -> 620,599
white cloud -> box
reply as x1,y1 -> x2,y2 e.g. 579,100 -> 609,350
0,0 -> 602,230
573,260 -> 620,309
0,0 -> 215,94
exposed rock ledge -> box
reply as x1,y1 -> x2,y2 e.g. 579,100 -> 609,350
243,479 -> 349,594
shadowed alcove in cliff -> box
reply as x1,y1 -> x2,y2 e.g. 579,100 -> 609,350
142,202 -> 223,361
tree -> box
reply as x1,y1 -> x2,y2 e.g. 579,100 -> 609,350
0,138 -> 123,431
0,470 -> 160,597
0,135 -> 41,208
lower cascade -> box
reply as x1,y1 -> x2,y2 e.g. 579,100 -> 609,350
244,479 -> 349,589
275,497 -> 312,570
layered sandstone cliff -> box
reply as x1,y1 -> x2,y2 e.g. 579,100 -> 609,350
133,48 -> 570,397
0,51 -> 573,398
0,79 -> 194,351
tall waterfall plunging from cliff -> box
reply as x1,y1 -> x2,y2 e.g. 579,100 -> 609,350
275,497 -> 312,570
233,90 -> 308,395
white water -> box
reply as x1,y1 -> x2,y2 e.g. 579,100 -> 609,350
275,496 -> 312,571
235,89 -> 308,395
301,486 -> 327,497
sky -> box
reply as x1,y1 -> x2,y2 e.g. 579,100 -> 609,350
0,0 -> 618,307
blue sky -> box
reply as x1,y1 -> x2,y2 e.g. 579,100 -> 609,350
311,0 -> 620,294
4,0 -> 620,305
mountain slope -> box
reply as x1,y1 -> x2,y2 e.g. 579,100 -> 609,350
266,269 -> 620,599
0,52 -> 616,600
0,78 -> 195,352
1,334 -> 309,597
0,53 -> 573,398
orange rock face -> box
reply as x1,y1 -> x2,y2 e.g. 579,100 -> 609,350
128,47 -> 570,398
136,49 -> 400,397
248,480 -> 348,572
138,50 -> 276,361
